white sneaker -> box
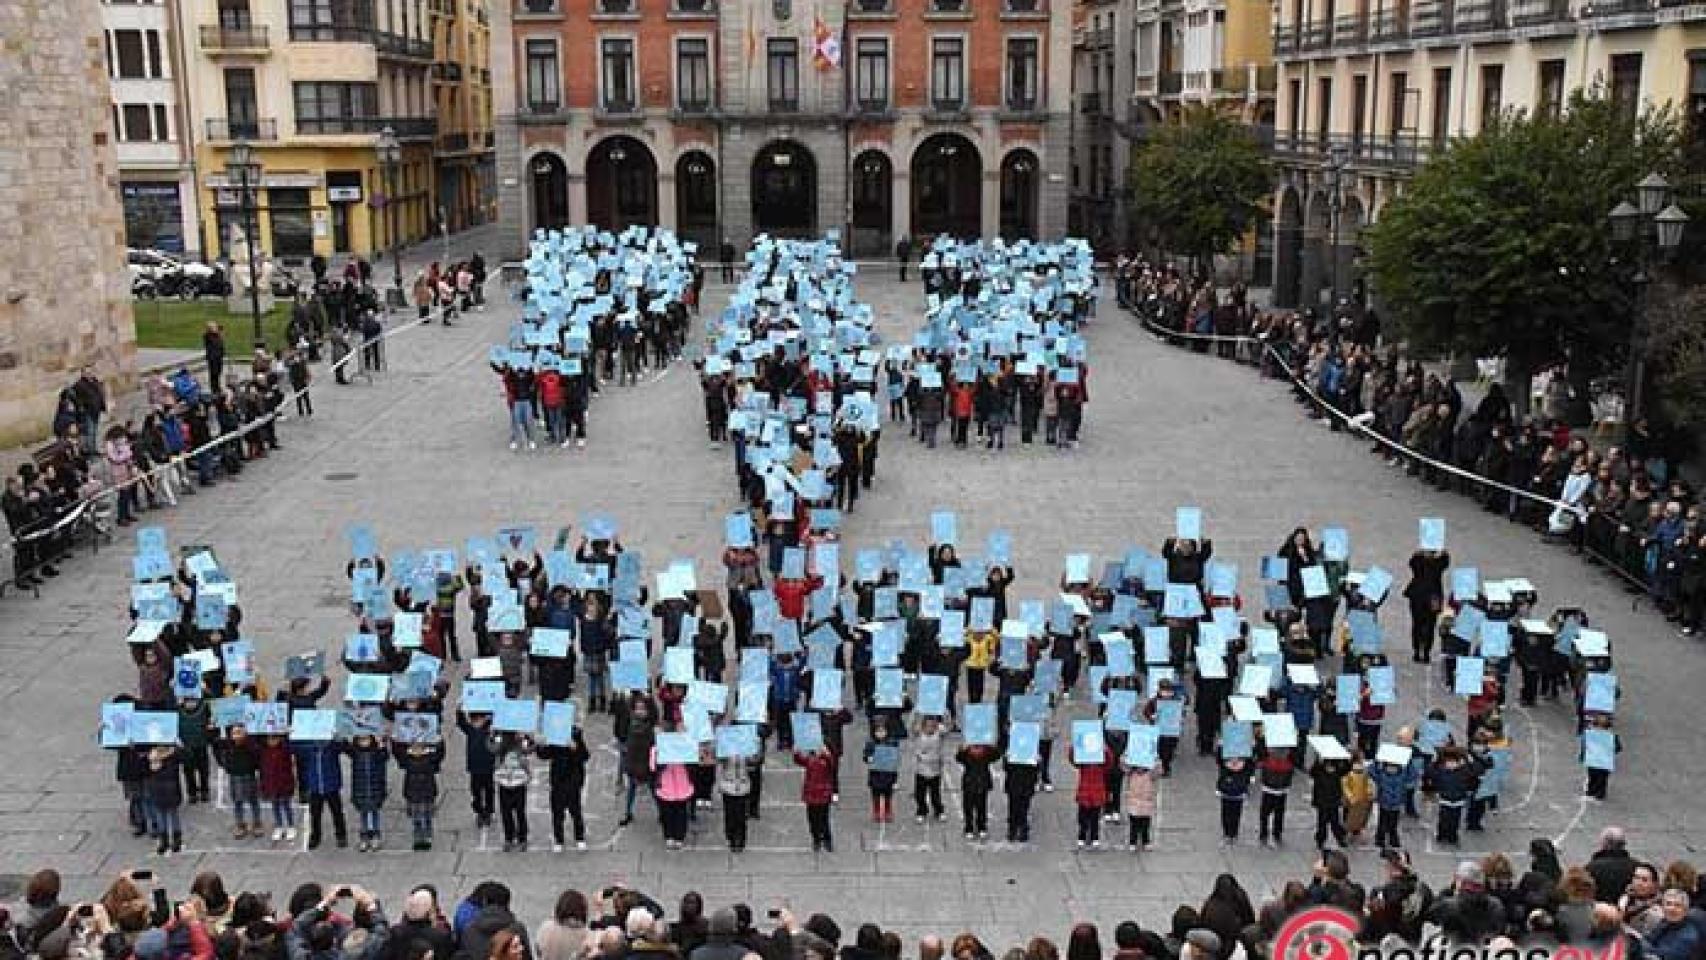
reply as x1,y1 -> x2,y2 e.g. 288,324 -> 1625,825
285,827 -> 298,841
576,439 -> 586,448
552,842 -> 564,853
561,440 -> 572,449
1092,840 -> 1102,849
509,441 -> 518,451
528,441 -> 537,450
916,815 -> 926,824
271,827 -> 285,842
1076,840 -> 1085,849
576,840 -> 587,850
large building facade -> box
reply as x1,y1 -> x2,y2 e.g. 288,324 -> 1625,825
1,0 -> 137,446
178,0 -> 495,267
1269,0 -> 1706,310
103,0 -> 202,258
495,0 -> 1072,256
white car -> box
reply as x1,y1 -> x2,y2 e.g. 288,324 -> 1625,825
127,248 -> 219,282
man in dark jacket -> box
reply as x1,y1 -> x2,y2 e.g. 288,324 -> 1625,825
1587,827 -> 1638,904
460,885 -> 532,960
687,910 -> 746,960
387,890 -> 455,960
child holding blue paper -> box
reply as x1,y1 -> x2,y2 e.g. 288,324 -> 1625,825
1581,713 -> 1620,800
393,740 -> 445,851
863,725 -> 899,823
493,732 -> 534,852
795,747 -> 836,852
1121,762 -> 1158,850
144,745 -> 185,855
912,717 -> 946,822
1213,756 -> 1253,845
1255,744 -> 1295,847
257,733 -> 296,842
1071,743 -> 1109,849
177,697 -> 212,804
211,725 -> 262,839
456,709 -> 497,830
348,733 -> 390,851
536,729 -> 589,851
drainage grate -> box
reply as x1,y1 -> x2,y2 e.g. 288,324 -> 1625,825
324,472 -> 359,481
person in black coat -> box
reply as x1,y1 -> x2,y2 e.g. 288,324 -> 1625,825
1404,547 -> 1450,663
538,730 -> 591,850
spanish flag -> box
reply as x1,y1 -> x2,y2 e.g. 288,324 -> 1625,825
812,12 -> 841,70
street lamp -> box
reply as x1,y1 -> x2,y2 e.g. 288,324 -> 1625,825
225,139 -> 265,348
377,125 -> 403,307
1324,142 -> 1350,312
1606,171 -> 1690,444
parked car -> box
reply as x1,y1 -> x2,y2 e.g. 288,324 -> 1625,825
127,248 -> 227,299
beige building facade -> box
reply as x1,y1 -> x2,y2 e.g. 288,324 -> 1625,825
1269,0 -> 1706,309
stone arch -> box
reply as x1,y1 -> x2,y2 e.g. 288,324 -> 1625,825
910,132 -> 983,240
585,135 -> 658,231
528,150 -> 570,233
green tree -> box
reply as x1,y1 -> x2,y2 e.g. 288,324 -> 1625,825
1127,106 -> 1271,270
1365,89 -> 1683,413
1642,282 -> 1706,453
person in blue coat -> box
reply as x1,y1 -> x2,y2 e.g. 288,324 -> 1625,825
1646,890 -> 1701,960
769,653 -> 802,750
347,734 -> 390,852
1369,755 -> 1409,850
293,738 -> 348,849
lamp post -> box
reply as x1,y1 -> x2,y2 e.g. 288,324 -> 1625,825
377,126 -> 403,308
225,139 -> 265,348
1607,171 -> 1690,444
1324,142 -> 1349,312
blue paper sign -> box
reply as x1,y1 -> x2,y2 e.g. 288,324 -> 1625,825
394,712 -> 442,744
530,627 -> 571,658
987,530 -> 1012,565
869,743 -> 901,773
1064,553 -> 1092,584
1322,527 -> 1349,562
1453,604 -> 1487,642
970,597 -> 995,631
133,551 -> 173,583
1367,666 -> 1396,705
1105,689 -> 1138,731
1584,673 -> 1617,714
195,593 -> 228,632
1071,720 -> 1106,764
1361,566 -> 1394,604
1582,729 -> 1616,770
872,623 -> 902,666
1261,556 -> 1289,582
1163,584 -> 1204,620
1175,507 -> 1202,541
725,513 -> 755,549
1300,566 -> 1330,600
100,702 -> 134,747
931,510 -> 958,545
939,609 -> 967,648
493,698 -> 539,733
347,524 -> 378,562
963,704 -> 997,745
1221,720 -> 1254,758
244,701 -> 290,735
345,673 -> 390,703
917,673 -> 949,716
1125,724 -> 1160,767
290,709 -> 338,742
737,681 -> 768,724
172,657 -> 203,699
1156,699 -> 1184,736
790,711 -> 824,752
1348,609 -> 1383,654
716,724 -> 760,759
1335,674 -> 1361,714
1419,518 -> 1446,552
740,649 -> 770,684
1455,656 -> 1486,697
656,731 -> 698,765
1451,568 -> 1480,602
1478,619 -> 1512,659
1008,722 -> 1041,764
1143,626 -> 1171,665
875,668 -> 904,707
811,669 -> 844,711
1104,639 -> 1135,677
663,648 -> 694,685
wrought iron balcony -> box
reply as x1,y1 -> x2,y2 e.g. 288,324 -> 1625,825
206,117 -> 278,141
200,24 -> 270,51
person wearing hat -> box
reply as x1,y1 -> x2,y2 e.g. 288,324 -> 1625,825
1180,929 -> 1219,960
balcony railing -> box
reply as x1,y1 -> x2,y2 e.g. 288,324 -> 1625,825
1408,0 -> 1454,36
289,21 -> 373,42
1453,0 -> 1507,28
931,97 -> 966,112
602,97 -> 638,114
1218,63 -> 1279,95
1272,23 -> 1295,51
677,97 -> 712,114
296,115 -> 438,137
855,96 -> 890,113
1509,0 -> 1569,21
432,62 -> 464,81
1271,130 -> 1435,169
1332,12 -> 1368,46
525,100 -> 561,116
375,32 -> 434,58
1582,0 -> 1654,14
200,24 -> 270,50
439,132 -> 470,151
768,97 -> 799,113
1006,94 -> 1038,112
1076,27 -> 1112,47
1369,8 -> 1409,41
206,117 -> 278,141
1301,18 -> 1333,48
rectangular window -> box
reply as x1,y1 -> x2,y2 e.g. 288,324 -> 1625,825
1479,63 -> 1503,129
121,104 -> 154,141
1350,74 -> 1368,145
1610,53 -> 1641,121
268,188 -> 314,258
1690,57 -> 1706,146
113,30 -> 147,78
525,40 -> 559,111
931,37 -> 964,109
224,68 -> 258,132
1388,70 -> 1407,136
147,31 -> 164,77
1315,76 -> 1332,146
767,38 -> 798,110
289,0 -> 375,41
601,38 -> 635,111
1537,59 -> 1565,120
854,37 -> 888,110
676,38 -> 711,111
1430,66 -> 1451,142
1006,37 -> 1038,110
218,0 -> 253,28
293,81 -> 379,133
1287,78 -> 1303,137
153,104 -> 170,141
1136,23 -> 1155,74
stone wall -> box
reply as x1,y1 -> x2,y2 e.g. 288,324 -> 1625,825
0,0 -> 138,449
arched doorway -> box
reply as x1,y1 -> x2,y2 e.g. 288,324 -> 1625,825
1302,191 -> 1333,311
675,150 -> 718,249
586,136 -> 658,231
850,150 -> 892,257
1273,187 -> 1303,308
751,140 -> 817,237
998,149 -> 1038,242
1339,195 -> 1367,307
911,133 -> 982,240
530,152 -> 569,233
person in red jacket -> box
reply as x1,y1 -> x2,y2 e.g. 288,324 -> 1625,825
258,733 -> 297,843
796,748 -> 836,852
949,381 -> 975,448
773,572 -> 822,624
1071,743 -> 1109,848
536,366 -> 566,445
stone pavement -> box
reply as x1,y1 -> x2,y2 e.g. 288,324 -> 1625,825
0,268 -> 1700,947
